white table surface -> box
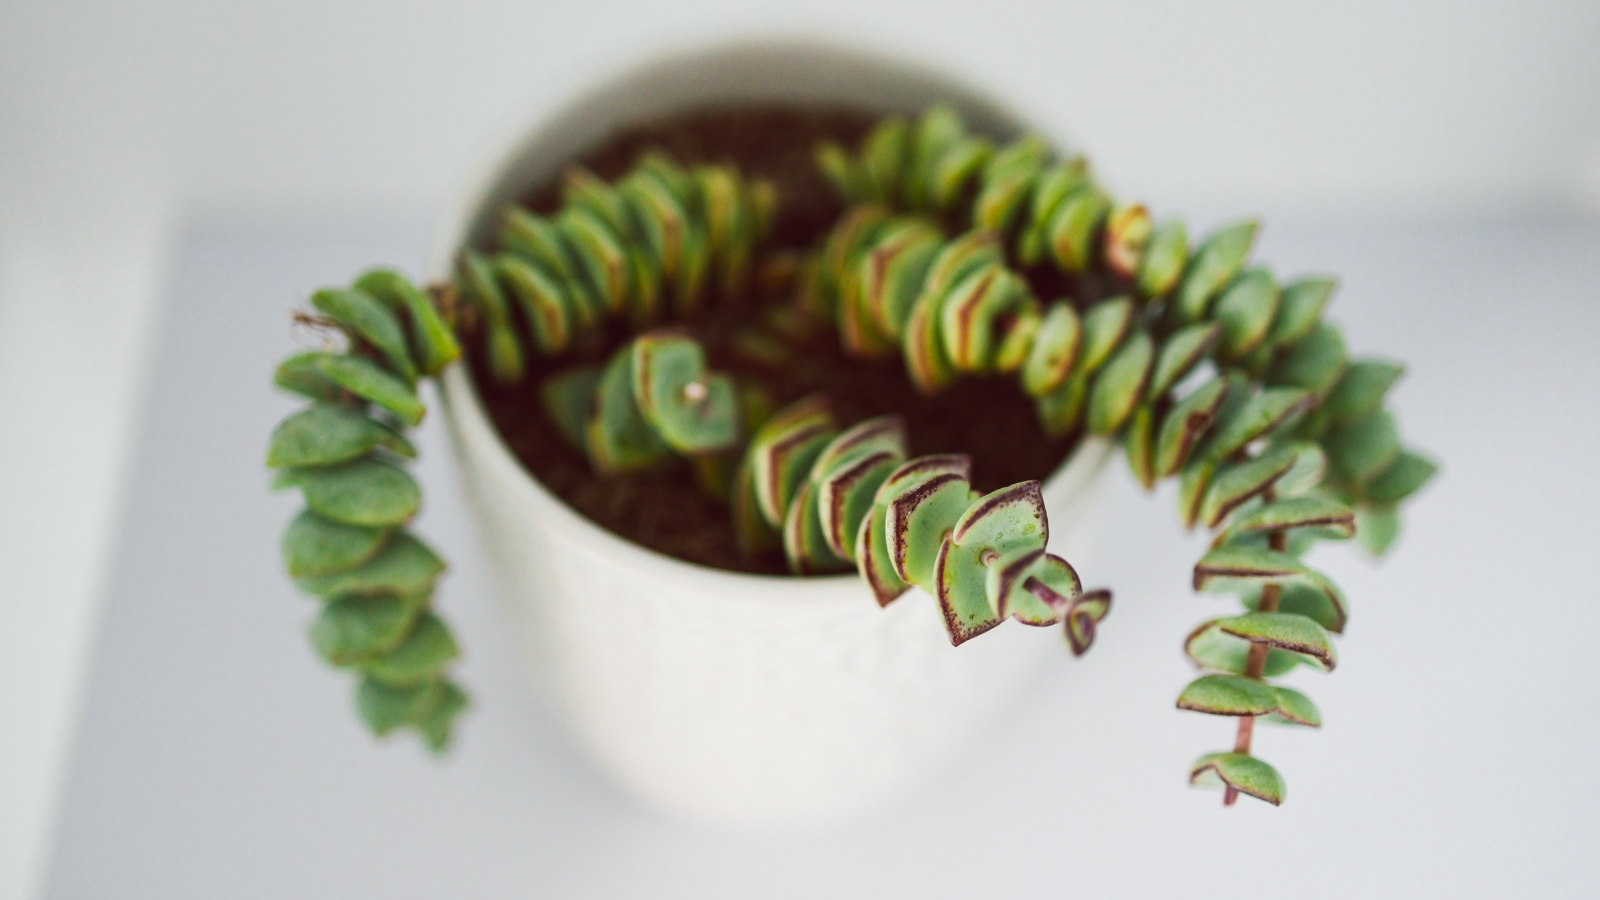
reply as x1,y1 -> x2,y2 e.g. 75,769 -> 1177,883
41,214 -> 1600,898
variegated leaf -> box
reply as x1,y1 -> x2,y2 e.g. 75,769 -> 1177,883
1147,322 -> 1222,401
586,347 -> 671,474
1047,188 -> 1112,273
1124,404 -> 1157,489
939,263 -> 1032,372
1086,330 -> 1153,434
1103,203 -> 1151,280
973,136 -> 1048,233
732,453 -> 780,557
855,498 -> 909,607
888,472 -> 973,587
1021,302 -> 1082,397
930,136 -> 994,213
782,478 -> 850,575
1189,752 -> 1284,805
1183,619 -> 1302,677
1211,268 -> 1279,360
1136,219 -> 1188,298
1216,612 -> 1337,671
1230,495 -> 1356,540
1173,220 -> 1258,323
904,288 -> 956,393
1177,674 -> 1279,716
1061,586 -> 1109,655
1155,377 -> 1229,478
817,451 -> 900,562
859,221 -> 943,337
939,482 -> 1049,636
1017,159 -> 1089,266
1200,444 -> 1298,528
630,332 -> 738,455
750,394 -> 836,527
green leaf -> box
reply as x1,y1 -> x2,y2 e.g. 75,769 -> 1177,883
630,332 -> 739,455
275,353 -> 425,426
939,481 -> 1049,639
929,136 -> 994,213
1212,268 -> 1279,360
1216,612 -> 1337,671
267,404 -> 414,469
1046,187 -> 1112,273
281,510 -> 392,578
732,453 -> 780,558
782,478 -> 851,575
539,366 -> 602,452
904,287 -> 957,393
1155,377 -> 1229,478
414,679 -> 469,754
1364,450 -> 1437,503
361,612 -> 460,686
861,116 -> 911,205
1021,302 -> 1082,397
456,250 -> 524,384
1077,296 -> 1136,375
859,221 -> 942,337
1087,330 -> 1153,434
292,457 -> 420,526
1266,685 -> 1322,727
1272,440 -> 1329,497
1173,220 -> 1258,323
1201,444 -> 1299,528
750,394 -> 836,527
817,450 -> 900,562
1230,495 -> 1355,540
906,106 -> 966,209
1036,370 -> 1089,438
1183,619 -> 1302,677
1269,322 -> 1348,398
1016,159 -> 1090,266
295,532 -> 445,598
1323,360 -> 1404,428
887,472 -> 972,588
1147,322 -> 1222,401
1193,544 -> 1308,590
940,264 -> 1032,372
1124,404 -> 1156,489
1177,674 -> 1280,716
1062,586 -> 1111,656
1205,387 -> 1316,462
1103,202 -> 1152,280
815,140 -> 867,201
1189,752 -> 1284,805
308,592 -> 428,665
352,270 -> 461,377
1239,579 -> 1350,633
495,253 -> 573,355
855,496 -> 909,607
973,137 -> 1047,233
499,209 -> 604,329
311,287 -> 417,384
1136,219 -> 1188,298
1177,456 -> 1216,530
1268,277 -> 1335,347
1355,502 -> 1402,555
1325,409 -> 1402,486
356,676 -> 433,737
559,205 -> 632,315
586,346 -> 671,474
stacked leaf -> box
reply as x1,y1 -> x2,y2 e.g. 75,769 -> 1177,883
458,153 -> 777,384
539,331 -> 742,474
814,106 -> 1438,804
268,270 -> 468,752
732,396 -> 1112,650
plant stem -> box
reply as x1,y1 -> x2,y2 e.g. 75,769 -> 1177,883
1225,489 -> 1284,807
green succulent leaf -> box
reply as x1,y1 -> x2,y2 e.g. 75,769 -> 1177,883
1189,752 -> 1284,805
456,250 -> 524,384
862,117 -> 911,205
494,253 -> 573,355
888,472 -> 973,588
930,136 -> 994,213
1204,387 -> 1316,462
559,205 -> 632,316
267,404 -> 414,469
1087,330 -> 1153,434
1177,456 -> 1217,530
290,457 -> 421,527
539,366 -> 602,453
1183,619 -> 1302,677
1325,409 -> 1402,487
311,287 -> 417,384
1021,302 -> 1082,397
1077,296 -> 1136,375
1364,449 -> 1437,503
1047,188 -> 1112,273
750,394 -> 836,527
1323,360 -> 1404,428
1229,495 -> 1356,540
361,612 -> 460,686
1173,220 -> 1258,323
309,592 -> 428,666
281,510 -> 393,578
1062,586 -> 1111,656
586,346 -> 671,473
1201,444 -> 1299,528
1216,612 -> 1337,671
1136,219 -> 1188,298
732,453 -> 781,558
1269,322 -> 1349,399
1147,322 -> 1222,401
855,498 -> 909,607
1211,268 -> 1279,360
1177,673 -> 1280,716
1355,502 -> 1402,555
1103,203 -> 1152,280
1239,578 -> 1350,634
1272,440 -> 1330,497
274,353 -> 425,426
938,481 -> 1049,638
1267,277 -> 1336,348
1266,685 -> 1322,727
815,140 -> 867,201
860,221 -> 942,338
1125,404 -> 1157,489
295,532 -> 445,598
940,264 -> 1032,372
630,332 -> 739,455
1017,159 -> 1090,266
1037,370 -> 1090,438
1155,377 -> 1229,478
817,450 -> 900,563
351,270 -> 461,376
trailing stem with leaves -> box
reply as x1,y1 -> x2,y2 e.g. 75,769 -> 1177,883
266,109 -> 1433,808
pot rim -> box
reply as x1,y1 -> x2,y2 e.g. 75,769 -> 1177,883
431,36 -> 1113,600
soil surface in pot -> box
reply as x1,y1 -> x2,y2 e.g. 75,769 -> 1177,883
465,104 -> 1084,575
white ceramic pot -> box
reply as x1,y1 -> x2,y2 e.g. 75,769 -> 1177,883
432,39 -> 1116,828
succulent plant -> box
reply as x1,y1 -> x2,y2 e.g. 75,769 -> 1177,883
812,106 -> 1438,805
267,270 -> 468,751
733,396 -> 1111,652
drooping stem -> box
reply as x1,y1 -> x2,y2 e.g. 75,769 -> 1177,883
1225,489 -> 1285,807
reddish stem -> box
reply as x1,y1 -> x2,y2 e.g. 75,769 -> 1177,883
1225,494 -> 1285,807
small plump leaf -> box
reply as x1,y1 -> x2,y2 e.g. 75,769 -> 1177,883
631,332 -> 739,455
1103,203 -> 1151,280
275,353 -> 425,426
1125,404 -> 1157,489
308,592 -> 427,665
939,481 -> 1050,637
939,264 -> 1032,372
904,288 -> 957,393
1216,612 -> 1337,671
295,532 -> 445,598
1136,219 -> 1188,298
1177,456 -> 1216,530
1230,495 -> 1355,540
539,366 -> 602,452
1036,370 -> 1089,438
860,221 -> 942,337
1017,159 -> 1089,266
586,347 -> 671,473
1269,322 -> 1348,398
281,510 -> 392,578
888,473 -> 973,587
1364,450 -> 1437,503
1272,440 -> 1330,497
267,404 -> 414,469
1047,188 -> 1112,273
356,676 -> 433,737
1201,444 -> 1298,528
818,451 -> 899,562
1155,377 -> 1229,478
732,453 -> 780,558
292,457 -> 420,526
1077,296 -> 1136,375
1062,587 -> 1111,656
1355,502 -> 1402,556
352,270 -> 462,377
1184,619 -> 1302,677
1204,387 -> 1316,462
361,612 -> 460,686
1268,277 -> 1335,347
1147,323 -> 1222,401
782,478 -> 851,575
1189,752 -> 1284,805
855,498 -> 909,607
1267,685 -> 1322,727
1177,674 -> 1279,716
1173,220 -> 1258,323
1325,409 -> 1402,486
495,254 -> 573,354
1211,268 -> 1279,360
1193,545 -> 1307,590
1323,360 -> 1404,428
750,394 -> 836,527
1086,330 -> 1153,434
810,415 -> 908,484
311,287 -> 417,384
457,250 -> 524,384
1240,578 -> 1350,634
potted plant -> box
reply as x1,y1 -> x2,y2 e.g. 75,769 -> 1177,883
266,41 -> 1434,826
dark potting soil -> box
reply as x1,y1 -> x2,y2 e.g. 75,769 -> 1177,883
465,104 -> 1083,575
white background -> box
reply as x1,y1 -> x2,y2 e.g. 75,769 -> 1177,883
3,2 -> 1600,898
